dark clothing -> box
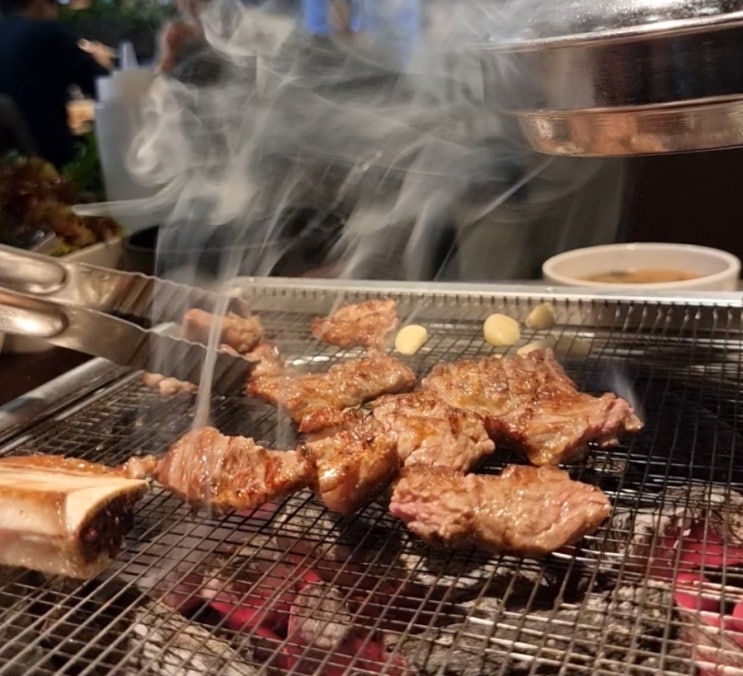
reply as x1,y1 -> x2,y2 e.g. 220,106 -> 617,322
0,94 -> 37,156
0,15 -> 107,167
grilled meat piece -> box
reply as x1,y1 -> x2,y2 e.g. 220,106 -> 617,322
302,414 -> 400,515
141,341 -> 281,394
212,339 -> 290,382
311,299 -> 398,349
297,392 -> 494,517
142,372 -> 197,396
298,406 -> 361,439
182,308 -> 264,354
131,427 -> 314,514
370,391 -> 495,472
422,349 -> 643,466
301,392 -> 494,473
249,352 -> 416,424
389,465 -> 611,556
0,455 -> 147,578
244,340 -> 291,379
121,455 -> 160,480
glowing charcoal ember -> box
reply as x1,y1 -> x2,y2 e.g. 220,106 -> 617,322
673,573 -> 720,614
607,487 -> 743,579
666,523 -> 743,672
200,535 -> 302,636
18,575 -> 259,676
675,523 -> 743,571
395,584 -> 678,675
269,506 -> 431,628
292,633 -> 410,676
159,572 -> 205,615
311,298 -> 399,349
421,348 -> 643,466
111,593 -> 261,676
177,532 -> 410,675
0,455 -> 147,579
108,506 -> 260,628
127,602 -> 259,676
612,486 -> 743,674
675,581 -> 743,674
208,592 -> 288,637
279,549 -> 429,634
288,579 -> 353,651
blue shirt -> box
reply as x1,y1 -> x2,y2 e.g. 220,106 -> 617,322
301,0 -> 332,36
301,0 -> 421,65
354,0 -> 421,65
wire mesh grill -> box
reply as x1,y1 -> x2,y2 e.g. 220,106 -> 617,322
2,285 -> 743,675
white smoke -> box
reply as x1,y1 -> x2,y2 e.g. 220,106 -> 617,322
123,0 -> 625,286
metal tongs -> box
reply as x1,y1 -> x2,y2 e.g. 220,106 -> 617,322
0,244 -> 253,393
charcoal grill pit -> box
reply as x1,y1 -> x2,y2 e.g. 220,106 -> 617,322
2,279 -> 743,675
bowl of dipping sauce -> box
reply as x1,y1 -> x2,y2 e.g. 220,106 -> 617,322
543,243 -> 741,291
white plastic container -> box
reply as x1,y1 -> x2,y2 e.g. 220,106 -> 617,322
94,43 -> 157,232
94,94 -> 150,202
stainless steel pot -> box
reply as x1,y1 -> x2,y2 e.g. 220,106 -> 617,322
481,0 -> 743,156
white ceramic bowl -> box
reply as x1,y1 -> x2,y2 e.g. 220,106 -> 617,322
543,242 -> 741,292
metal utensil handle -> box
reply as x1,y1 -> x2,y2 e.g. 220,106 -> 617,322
0,244 -> 66,295
0,288 -> 67,339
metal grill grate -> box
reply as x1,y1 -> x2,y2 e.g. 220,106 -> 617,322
2,282 -> 743,675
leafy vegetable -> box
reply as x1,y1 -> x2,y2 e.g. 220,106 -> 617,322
62,132 -> 106,201
0,156 -> 122,255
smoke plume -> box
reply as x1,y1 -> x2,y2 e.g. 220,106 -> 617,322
126,0 -> 626,286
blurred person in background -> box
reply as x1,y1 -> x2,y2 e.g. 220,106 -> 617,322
158,0 -> 208,73
0,0 -> 110,167
352,0 -> 421,65
158,0 -> 235,85
302,0 -> 421,65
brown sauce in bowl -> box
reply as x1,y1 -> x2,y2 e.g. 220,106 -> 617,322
582,269 -> 700,284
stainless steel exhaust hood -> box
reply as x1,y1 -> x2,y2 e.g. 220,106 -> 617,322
480,0 -> 743,156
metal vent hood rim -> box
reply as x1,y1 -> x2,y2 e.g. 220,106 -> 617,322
484,3 -> 743,51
